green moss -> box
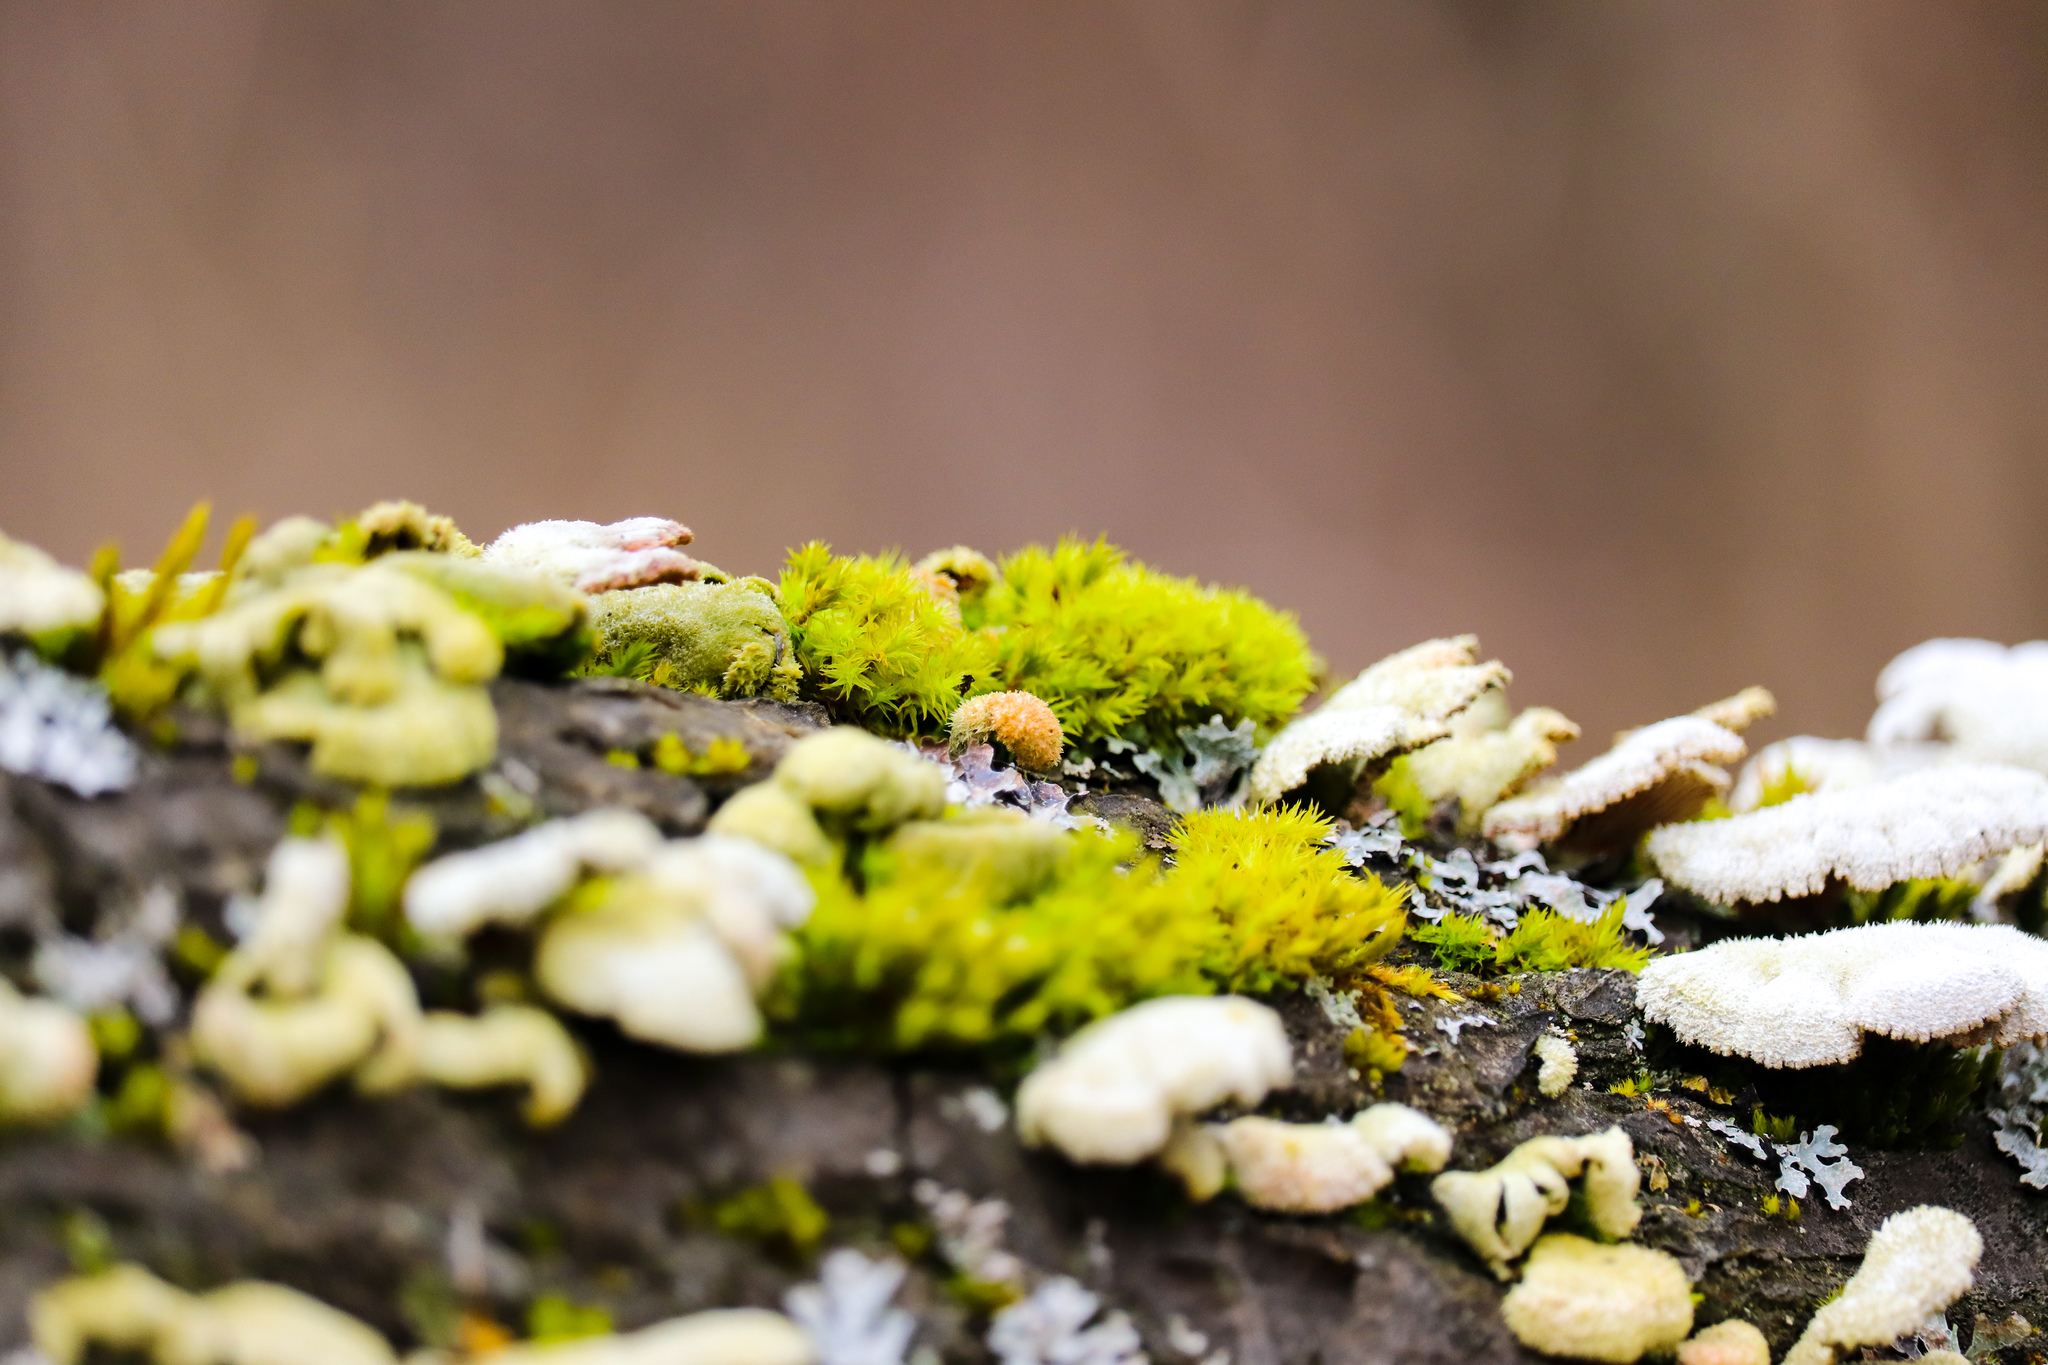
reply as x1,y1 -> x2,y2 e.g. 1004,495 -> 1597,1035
1840,877 -> 1978,926
525,1293 -> 613,1343
965,537 -> 1320,753
778,543 -> 991,737
581,580 -> 799,701
1659,1038 -> 2001,1148
650,733 -> 751,778
293,792 -> 438,945
1410,914 -> 1499,975
1413,895 -> 1651,976
1371,756 -> 1438,839
779,828 -> 1214,1051
776,806 -> 1406,1053
1167,807 -> 1407,992
701,1176 -> 830,1261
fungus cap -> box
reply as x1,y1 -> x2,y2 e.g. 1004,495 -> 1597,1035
1482,715 -> 1747,851
416,1005 -> 588,1127
1782,1206 -> 1981,1365
484,516 -> 702,593
1403,704 -> 1581,823
773,727 -> 948,831
1647,764 -> 2048,904
1869,638 -> 2048,773
534,888 -> 765,1053
1635,921 -> 2048,1069
1247,636 -> 1508,805
1015,996 -> 1292,1165
1500,1235 -> 1693,1364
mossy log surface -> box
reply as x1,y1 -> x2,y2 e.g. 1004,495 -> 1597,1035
0,678 -> 2044,1361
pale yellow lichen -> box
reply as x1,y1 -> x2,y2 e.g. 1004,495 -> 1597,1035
354,499 -> 480,557
1016,996 -> 1293,1165
1431,1126 -> 1640,1278
0,532 -> 105,644
706,781 -> 836,867
417,1005 -> 588,1127
0,979 -> 97,1124
31,1263 -> 398,1365
950,691 -> 1065,773
773,727 -> 950,831
1676,1320 -> 1772,1365
1500,1234 -> 1693,1363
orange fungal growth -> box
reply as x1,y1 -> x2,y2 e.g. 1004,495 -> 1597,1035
951,690 -> 1065,773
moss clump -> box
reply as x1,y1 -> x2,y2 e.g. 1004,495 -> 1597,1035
778,543 -> 992,737
964,537 -> 1320,753
775,805 -> 1406,1053
1840,876 -> 1978,926
581,580 -> 800,701
1413,897 -> 1651,976
1167,807 -> 1407,992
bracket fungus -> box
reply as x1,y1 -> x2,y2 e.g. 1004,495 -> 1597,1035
1869,638 -> 2048,774
1636,920 -> 2048,1069
1015,996 -> 1292,1165
0,532 -> 104,654
1159,1103 -> 1452,1213
195,837 -> 589,1121
1646,764 -> 2048,906
1482,691 -> 1772,854
484,516 -> 704,593
1399,695 -> 1581,830
586,579 -> 801,700
1247,636 -> 1509,807
1430,1126 -> 1641,1278
950,690 -> 1064,775
1499,1234 -> 1693,1364
1782,1206 -> 1981,1365
31,1262 -> 399,1365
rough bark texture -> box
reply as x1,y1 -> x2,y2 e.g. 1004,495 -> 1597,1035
0,678 -> 2043,1361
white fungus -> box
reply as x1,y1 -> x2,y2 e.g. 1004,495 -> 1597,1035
1482,714 -> 1748,851
1246,636 -> 1509,806
1675,1320 -> 1771,1365
1532,1034 -> 1578,1097
0,534 -> 104,639
1162,1103 -> 1452,1213
1015,996 -> 1292,1165
403,809 -> 665,938
1430,1126 -> 1640,1278
1499,1234 -> 1694,1364
0,652 -> 138,797
1635,920 -> 2048,1069
1646,764 -> 2048,904
483,516 -> 705,594
1782,1206 -> 1982,1365
1868,638 -> 2048,774
1402,700 -> 1582,824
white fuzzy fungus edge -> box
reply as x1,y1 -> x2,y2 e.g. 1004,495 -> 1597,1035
1645,764 -> 2048,904
1481,715 -> 1746,850
1635,920 -> 2048,1069
1782,1206 -> 1981,1365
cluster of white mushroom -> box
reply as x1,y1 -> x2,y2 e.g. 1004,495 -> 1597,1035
403,810 -> 814,1054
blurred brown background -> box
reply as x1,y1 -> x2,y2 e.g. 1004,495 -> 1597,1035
2,0 -> 2046,750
